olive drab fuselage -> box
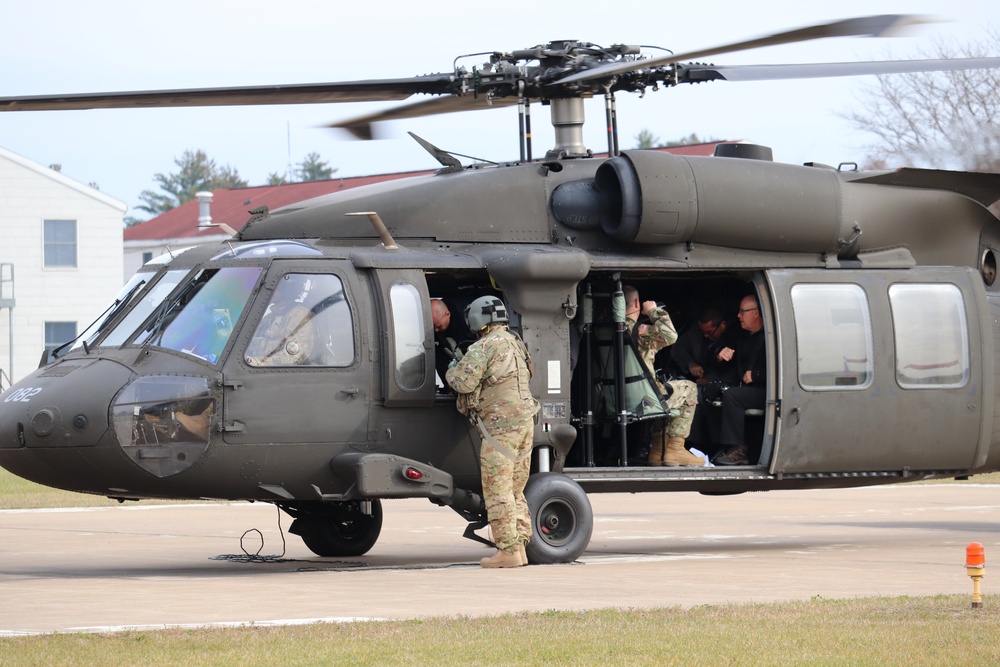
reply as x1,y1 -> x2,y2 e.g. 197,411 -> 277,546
5,16 -> 1000,563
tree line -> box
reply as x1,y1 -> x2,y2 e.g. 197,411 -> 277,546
125,150 -> 337,226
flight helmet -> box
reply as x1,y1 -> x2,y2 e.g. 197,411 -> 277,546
465,296 -> 508,332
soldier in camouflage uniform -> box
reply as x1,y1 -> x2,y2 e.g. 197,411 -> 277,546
446,296 -> 539,568
245,278 -> 316,366
622,285 -> 702,467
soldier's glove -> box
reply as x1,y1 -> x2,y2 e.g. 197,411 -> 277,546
443,337 -> 463,361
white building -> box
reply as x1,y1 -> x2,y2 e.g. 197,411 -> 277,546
0,146 -> 126,389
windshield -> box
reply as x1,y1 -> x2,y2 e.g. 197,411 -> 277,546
100,269 -> 190,348
133,266 -> 262,363
70,271 -> 153,353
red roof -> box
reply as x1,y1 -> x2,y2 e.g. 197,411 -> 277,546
124,171 -> 433,241
126,142 -> 739,242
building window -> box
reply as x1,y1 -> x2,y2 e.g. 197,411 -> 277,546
791,283 -> 873,390
44,219 -> 77,268
142,252 -> 153,264
889,283 -> 970,388
45,321 -> 77,354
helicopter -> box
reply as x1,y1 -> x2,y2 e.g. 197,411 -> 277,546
2,14 -> 1000,565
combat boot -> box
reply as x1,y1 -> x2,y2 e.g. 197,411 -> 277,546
647,436 -> 665,466
481,548 -> 524,568
517,543 -> 528,566
664,436 -> 704,467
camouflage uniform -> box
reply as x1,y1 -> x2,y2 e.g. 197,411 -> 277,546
446,324 -> 539,554
627,307 -> 697,438
245,304 -> 315,366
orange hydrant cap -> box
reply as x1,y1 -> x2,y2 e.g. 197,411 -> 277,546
966,542 -> 986,567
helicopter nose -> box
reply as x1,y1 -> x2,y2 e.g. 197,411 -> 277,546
0,358 -> 133,450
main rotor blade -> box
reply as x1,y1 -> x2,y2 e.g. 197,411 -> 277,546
328,95 -> 520,140
0,75 -> 457,112
556,14 -> 930,85
688,57 -> 1000,82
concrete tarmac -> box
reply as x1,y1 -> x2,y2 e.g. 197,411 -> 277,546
1,483 -> 997,635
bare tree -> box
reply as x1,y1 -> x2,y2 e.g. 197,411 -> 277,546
842,28 -> 1000,171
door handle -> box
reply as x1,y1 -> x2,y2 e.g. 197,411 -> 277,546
340,388 -> 360,397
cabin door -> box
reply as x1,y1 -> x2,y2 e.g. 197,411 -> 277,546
768,268 -> 990,475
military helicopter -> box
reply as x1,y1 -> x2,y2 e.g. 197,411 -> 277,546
2,14 -> 1000,565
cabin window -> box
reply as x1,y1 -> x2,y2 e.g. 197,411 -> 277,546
245,273 -> 355,367
389,282 -> 426,390
791,283 -> 873,390
889,283 -> 970,388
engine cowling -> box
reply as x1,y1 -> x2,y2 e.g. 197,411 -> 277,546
554,149 -> 853,254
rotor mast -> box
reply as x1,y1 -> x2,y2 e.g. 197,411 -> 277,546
547,97 -> 592,160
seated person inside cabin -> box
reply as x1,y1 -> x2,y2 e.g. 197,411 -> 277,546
245,277 -> 317,366
671,305 -> 738,386
623,285 -> 702,467
674,304 -> 740,455
711,294 -> 766,466
432,297 -> 475,389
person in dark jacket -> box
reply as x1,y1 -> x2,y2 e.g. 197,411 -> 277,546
713,295 -> 766,466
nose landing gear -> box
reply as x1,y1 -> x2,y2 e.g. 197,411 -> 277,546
285,499 -> 384,557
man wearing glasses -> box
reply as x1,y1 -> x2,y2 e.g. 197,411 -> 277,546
671,305 -> 738,387
712,295 -> 767,466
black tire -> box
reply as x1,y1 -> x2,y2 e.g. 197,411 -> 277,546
295,499 -> 383,557
523,473 -> 593,564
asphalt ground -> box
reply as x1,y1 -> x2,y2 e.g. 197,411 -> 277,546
0,483 -> 997,635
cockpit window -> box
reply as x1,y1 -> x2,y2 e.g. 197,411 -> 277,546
211,240 -> 323,261
245,273 -> 354,367
100,269 -> 190,348
69,271 -> 152,354
132,266 -> 262,364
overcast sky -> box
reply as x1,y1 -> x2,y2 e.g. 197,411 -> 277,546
1,0 -> 997,218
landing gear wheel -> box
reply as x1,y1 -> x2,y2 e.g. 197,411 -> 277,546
290,499 -> 383,557
523,472 -> 593,564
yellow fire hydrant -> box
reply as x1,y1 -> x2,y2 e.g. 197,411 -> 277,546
966,542 -> 986,609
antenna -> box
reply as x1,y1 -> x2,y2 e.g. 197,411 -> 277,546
286,121 -> 293,181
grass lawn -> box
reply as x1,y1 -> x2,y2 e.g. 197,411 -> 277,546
1,595 -> 998,666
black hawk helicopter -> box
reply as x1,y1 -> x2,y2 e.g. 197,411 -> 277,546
3,15 -> 1000,564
